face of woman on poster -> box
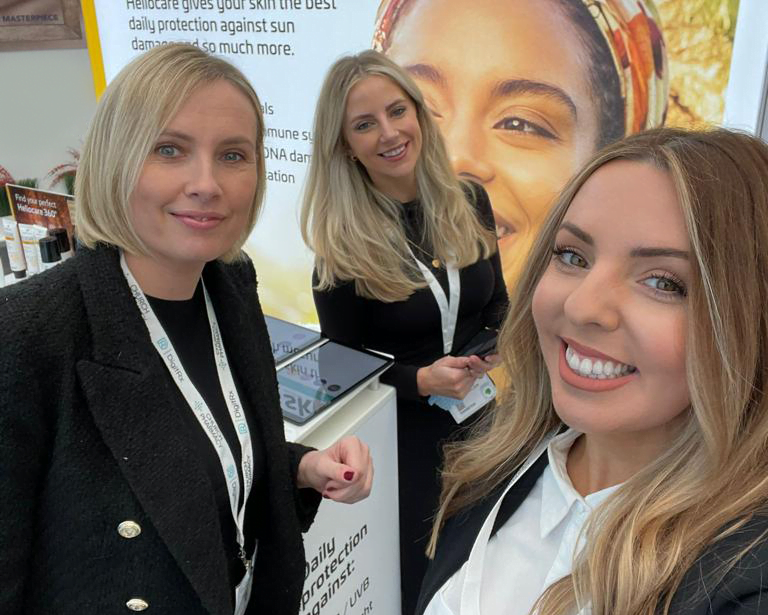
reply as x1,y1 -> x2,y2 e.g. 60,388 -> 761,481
532,160 -> 690,444
382,0 -> 608,284
129,80 -> 260,274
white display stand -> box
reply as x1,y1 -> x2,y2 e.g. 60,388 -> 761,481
291,381 -> 400,615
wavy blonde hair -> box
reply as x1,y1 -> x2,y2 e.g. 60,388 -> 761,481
76,43 -> 265,263
429,128 -> 768,615
300,50 -> 496,302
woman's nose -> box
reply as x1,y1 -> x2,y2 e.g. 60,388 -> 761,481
443,113 -> 495,184
562,268 -> 621,331
379,117 -> 399,142
185,156 -> 223,202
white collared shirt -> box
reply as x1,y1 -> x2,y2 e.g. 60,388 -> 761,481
425,430 -> 621,615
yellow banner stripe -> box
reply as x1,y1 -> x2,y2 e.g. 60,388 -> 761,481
81,0 -> 106,99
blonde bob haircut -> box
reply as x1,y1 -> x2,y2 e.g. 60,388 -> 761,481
301,50 -> 496,303
75,43 -> 266,262
431,128 -> 768,615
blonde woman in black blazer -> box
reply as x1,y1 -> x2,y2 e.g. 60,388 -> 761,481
0,44 -> 372,615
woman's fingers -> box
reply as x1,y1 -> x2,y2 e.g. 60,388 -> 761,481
319,436 -> 374,504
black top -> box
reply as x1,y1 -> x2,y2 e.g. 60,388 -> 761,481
147,283 -> 265,593
313,183 -> 508,401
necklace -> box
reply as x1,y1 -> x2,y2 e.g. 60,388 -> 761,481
406,237 -> 441,269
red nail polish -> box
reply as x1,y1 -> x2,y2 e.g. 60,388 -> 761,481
344,471 -> 355,481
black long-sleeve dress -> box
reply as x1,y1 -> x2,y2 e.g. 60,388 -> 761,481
312,184 -> 508,615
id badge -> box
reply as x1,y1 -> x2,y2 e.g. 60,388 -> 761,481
234,557 -> 255,615
428,374 -> 496,423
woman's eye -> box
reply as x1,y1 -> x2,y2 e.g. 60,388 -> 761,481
222,151 -> 245,162
355,121 -> 372,131
391,106 -> 406,117
553,247 -> 587,268
493,116 -> 556,139
643,275 -> 687,297
156,144 -> 179,157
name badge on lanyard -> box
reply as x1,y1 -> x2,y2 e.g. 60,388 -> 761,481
410,249 -> 496,422
409,249 -> 460,354
120,253 -> 257,614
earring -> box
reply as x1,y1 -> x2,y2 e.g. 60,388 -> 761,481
349,153 -> 357,162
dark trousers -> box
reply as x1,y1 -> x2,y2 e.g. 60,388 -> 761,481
397,399 -> 476,615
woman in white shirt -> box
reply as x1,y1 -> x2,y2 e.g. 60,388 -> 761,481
417,128 -> 768,615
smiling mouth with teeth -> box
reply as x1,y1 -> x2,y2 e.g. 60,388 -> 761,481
565,344 -> 637,379
380,143 -> 406,158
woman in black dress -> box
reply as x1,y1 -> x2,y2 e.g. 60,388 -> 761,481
0,43 -> 372,615
301,50 -> 508,614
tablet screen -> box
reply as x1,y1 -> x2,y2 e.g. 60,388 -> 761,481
264,315 -> 322,363
278,341 -> 392,425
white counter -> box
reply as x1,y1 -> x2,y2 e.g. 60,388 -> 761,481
292,381 -> 400,615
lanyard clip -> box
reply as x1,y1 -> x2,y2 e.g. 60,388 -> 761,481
239,546 -> 252,570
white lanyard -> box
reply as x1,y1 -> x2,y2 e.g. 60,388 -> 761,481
459,435 -> 555,615
410,250 -> 461,354
120,254 -> 256,606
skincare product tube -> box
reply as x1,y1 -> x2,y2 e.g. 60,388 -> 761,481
48,228 -> 73,260
19,224 -> 48,275
39,237 -> 61,271
2,216 -> 27,278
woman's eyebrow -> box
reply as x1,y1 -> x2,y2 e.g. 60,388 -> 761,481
491,79 -> 577,120
629,247 -> 689,260
560,221 -> 592,244
158,129 -> 193,142
404,63 -> 447,88
158,131 -> 254,148
560,222 -> 689,260
386,98 -> 407,110
219,136 -> 256,147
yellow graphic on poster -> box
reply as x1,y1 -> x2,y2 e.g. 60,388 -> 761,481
84,0 -> 744,323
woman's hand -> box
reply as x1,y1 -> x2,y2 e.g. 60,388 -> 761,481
417,355 -> 477,399
296,436 -> 373,503
466,353 -> 502,377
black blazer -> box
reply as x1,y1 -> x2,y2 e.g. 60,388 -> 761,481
0,246 -> 320,615
417,454 -> 768,615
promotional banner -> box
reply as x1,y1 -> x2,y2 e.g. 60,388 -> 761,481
83,0 -> 753,322
6,184 -> 74,237
4,184 -> 75,276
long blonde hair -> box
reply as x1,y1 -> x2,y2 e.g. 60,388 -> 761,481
430,128 -> 768,615
76,43 -> 265,263
300,50 -> 496,302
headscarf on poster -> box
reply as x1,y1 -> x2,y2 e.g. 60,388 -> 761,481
374,0 -> 669,134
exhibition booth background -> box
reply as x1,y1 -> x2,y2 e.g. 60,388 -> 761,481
1,3 -> 768,615
2,1 -> 768,323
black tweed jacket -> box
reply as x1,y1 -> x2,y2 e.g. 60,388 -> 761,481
0,245 -> 320,615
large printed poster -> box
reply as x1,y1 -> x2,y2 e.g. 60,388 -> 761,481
85,0 -> 746,323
